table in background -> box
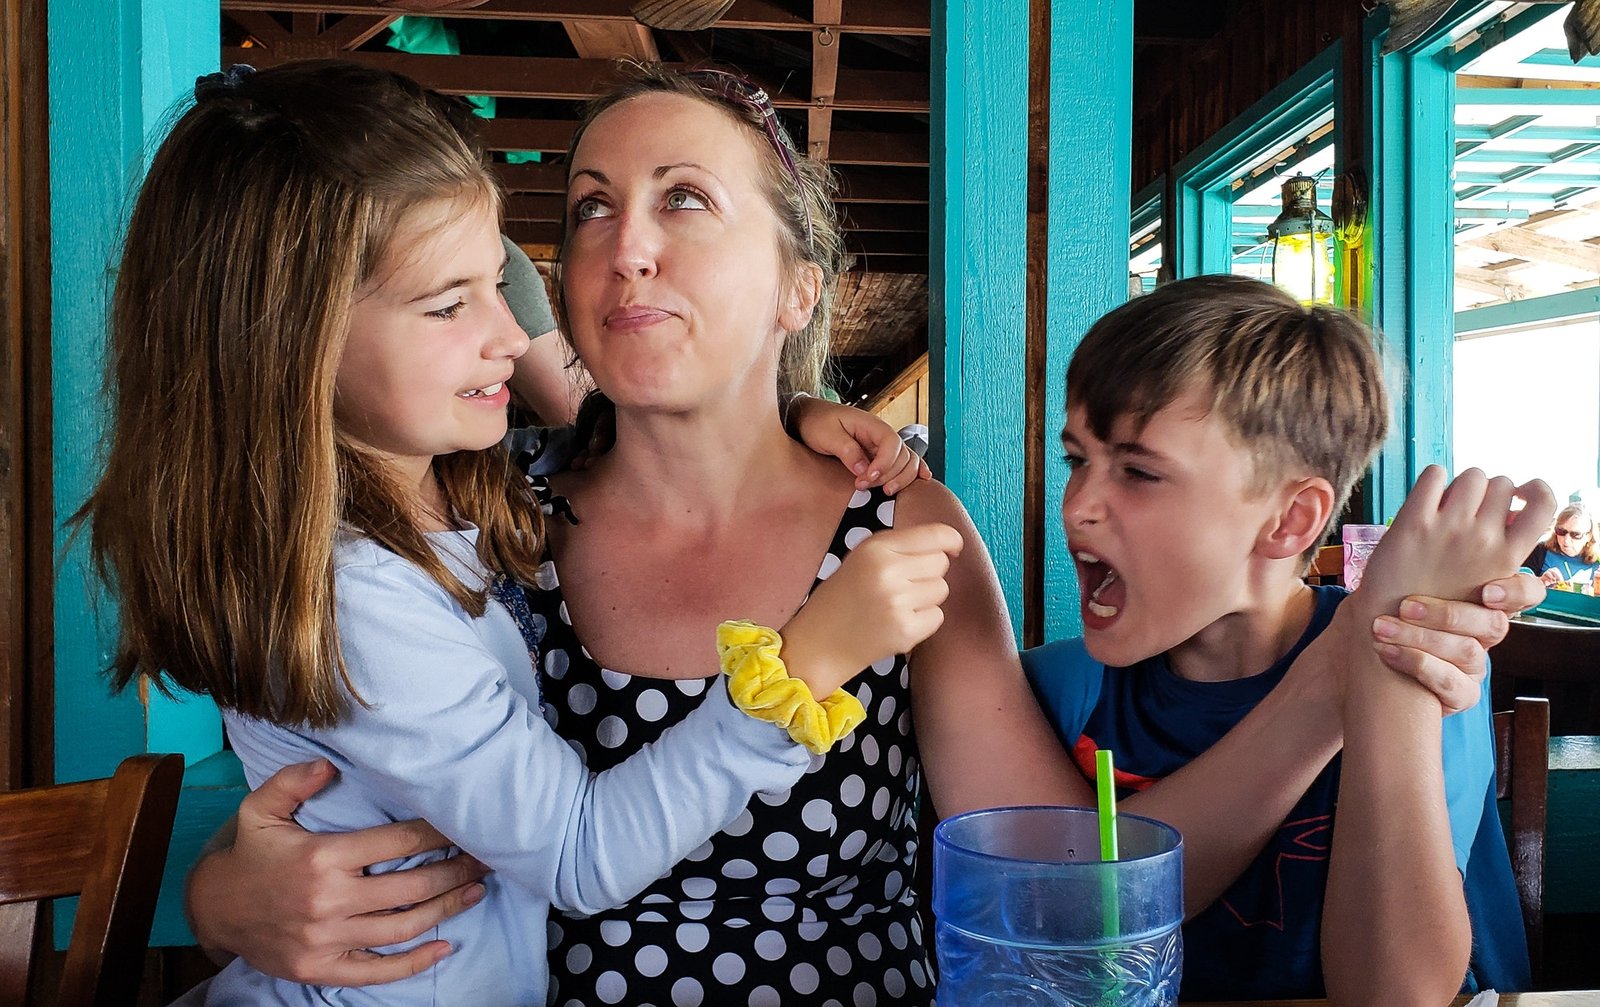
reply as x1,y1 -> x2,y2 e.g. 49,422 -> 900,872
1194,991 -> 1600,1006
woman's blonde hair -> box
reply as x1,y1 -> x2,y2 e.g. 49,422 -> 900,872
552,61 -> 849,442
1546,504 -> 1599,565
80,60 -> 544,728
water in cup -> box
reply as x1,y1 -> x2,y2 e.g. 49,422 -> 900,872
933,806 -> 1183,1006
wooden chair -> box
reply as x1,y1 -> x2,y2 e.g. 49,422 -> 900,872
1494,696 -> 1550,985
0,753 -> 183,1007
1490,618 -> 1600,736
1306,544 -> 1343,586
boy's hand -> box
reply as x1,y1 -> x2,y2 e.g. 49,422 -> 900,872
1371,571 -> 1545,714
779,523 -> 962,695
788,395 -> 932,495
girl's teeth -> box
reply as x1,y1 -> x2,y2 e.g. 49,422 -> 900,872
480,382 -> 504,395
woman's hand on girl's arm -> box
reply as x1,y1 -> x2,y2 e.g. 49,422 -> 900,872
186,758 -> 489,987
787,395 -> 931,495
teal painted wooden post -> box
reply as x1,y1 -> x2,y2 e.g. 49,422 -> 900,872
932,0 -> 1132,639
1043,0 -> 1133,642
49,0 -> 229,945
930,0 -> 1031,635
1369,14 -> 1461,519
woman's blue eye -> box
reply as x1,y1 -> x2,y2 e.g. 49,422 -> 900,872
427,300 -> 466,320
666,188 -> 708,211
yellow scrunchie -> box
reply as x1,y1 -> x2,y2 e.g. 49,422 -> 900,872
717,620 -> 866,755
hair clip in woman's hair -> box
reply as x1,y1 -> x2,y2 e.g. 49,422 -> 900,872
194,64 -> 256,101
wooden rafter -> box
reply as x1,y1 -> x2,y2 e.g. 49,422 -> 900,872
477,118 -> 927,168
562,19 -> 659,61
221,0 -> 931,36
229,11 -> 396,55
808,0 -> 842,162
1465,226 -> 1600,275
222,47 -> 929,112
1456,265 -> 1534,301
862,351 -> 928,413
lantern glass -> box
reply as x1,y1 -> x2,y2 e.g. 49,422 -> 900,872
1267,175 -> 1336,305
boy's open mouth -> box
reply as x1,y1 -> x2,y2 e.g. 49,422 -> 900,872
1075,550 -> 1124,620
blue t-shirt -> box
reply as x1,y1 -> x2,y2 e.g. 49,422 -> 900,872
1021,586 -> 1527,998
1530,544 -> 1598,586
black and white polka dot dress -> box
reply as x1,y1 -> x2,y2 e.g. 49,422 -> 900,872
527,485 -> 934,1007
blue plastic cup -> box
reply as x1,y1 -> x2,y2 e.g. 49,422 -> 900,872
933,806 -> 1183,1006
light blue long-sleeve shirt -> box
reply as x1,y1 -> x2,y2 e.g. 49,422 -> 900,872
196,527 -> 810,1006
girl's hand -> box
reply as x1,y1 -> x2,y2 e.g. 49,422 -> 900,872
187,759 -> 490,986
1541,567 -> 1564,586
779,522 -> 963,695
788,395 -> 932,495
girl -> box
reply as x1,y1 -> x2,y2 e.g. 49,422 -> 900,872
85,60 -> 951,1006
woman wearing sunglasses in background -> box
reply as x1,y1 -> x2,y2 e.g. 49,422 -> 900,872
1526,503 -> 1598,591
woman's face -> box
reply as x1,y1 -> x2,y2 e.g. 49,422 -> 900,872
559,91 -> 815,412
1553,514 -> 1593,557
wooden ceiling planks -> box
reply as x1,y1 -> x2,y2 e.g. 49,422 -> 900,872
220,0 -> 932,400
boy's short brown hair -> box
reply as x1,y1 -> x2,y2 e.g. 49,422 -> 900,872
1066,275 -> 1390,555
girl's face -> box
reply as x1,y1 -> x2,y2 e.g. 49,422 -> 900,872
335,197 -> 528,492
559,91 -> 816,412
1554,515 -> 1593,557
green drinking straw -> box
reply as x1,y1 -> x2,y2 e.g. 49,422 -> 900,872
1096,748 -> 1121,939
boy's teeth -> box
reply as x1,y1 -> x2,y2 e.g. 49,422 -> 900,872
1087,600 -> 1119,618
1075,550 -> 1101,563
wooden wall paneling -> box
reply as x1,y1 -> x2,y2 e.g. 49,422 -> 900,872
2,0 -> 52,793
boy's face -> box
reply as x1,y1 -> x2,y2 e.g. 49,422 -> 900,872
1061,392 -> 1289,668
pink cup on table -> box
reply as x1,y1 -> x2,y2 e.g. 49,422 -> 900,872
1342,524 -> 1386,591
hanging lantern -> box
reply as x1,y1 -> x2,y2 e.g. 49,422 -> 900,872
1267,175 -> 1336,305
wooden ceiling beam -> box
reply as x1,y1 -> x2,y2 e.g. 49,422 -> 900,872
1465,226 -> 1600,275
562,19 -> 658,61
503,193 -> 565,222
828,131 -> 926,166
839,205 -> 926,232
228,11 -> 291,46
493,161 -> 568,192
479,118 -> 579,152
1456,265 -> 1534,301
220,0 -> 929,35
808,0 -> 842,162
318,14 -> 397,50
221,47 -> 928,112
479,119 -> 928,167
833,167 -> 928,203
505,220 -> 563,245
845,232 -> 927,256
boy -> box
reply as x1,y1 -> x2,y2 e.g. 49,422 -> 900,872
1023,275 -> 1552,1002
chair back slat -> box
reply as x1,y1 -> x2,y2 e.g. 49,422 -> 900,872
0,754 -> 183,1007
1494,696 -> 1550,987
0,780 -> 106,904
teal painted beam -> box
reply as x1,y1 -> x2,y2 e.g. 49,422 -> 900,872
930,0 -> 1030,636
1457,87 -> 1600,108
1457,123 -> 1600,144
1044,0 -> 1133,643
1456,286 -> 1600,334
1369,30 -> 1456,519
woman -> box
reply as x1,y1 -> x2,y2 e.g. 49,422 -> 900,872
186,63 -> 1541,1004
1526,503 -> 1598,589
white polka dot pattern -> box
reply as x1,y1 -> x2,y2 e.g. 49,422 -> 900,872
527,484 -> 932,1004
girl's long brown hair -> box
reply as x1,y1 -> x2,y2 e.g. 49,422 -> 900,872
79,61 -> 544,728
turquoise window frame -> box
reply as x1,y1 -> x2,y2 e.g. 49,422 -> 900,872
1366,0 -> 1540,520
1129,177 -> 1164,296
1171,44 -> 1342,281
